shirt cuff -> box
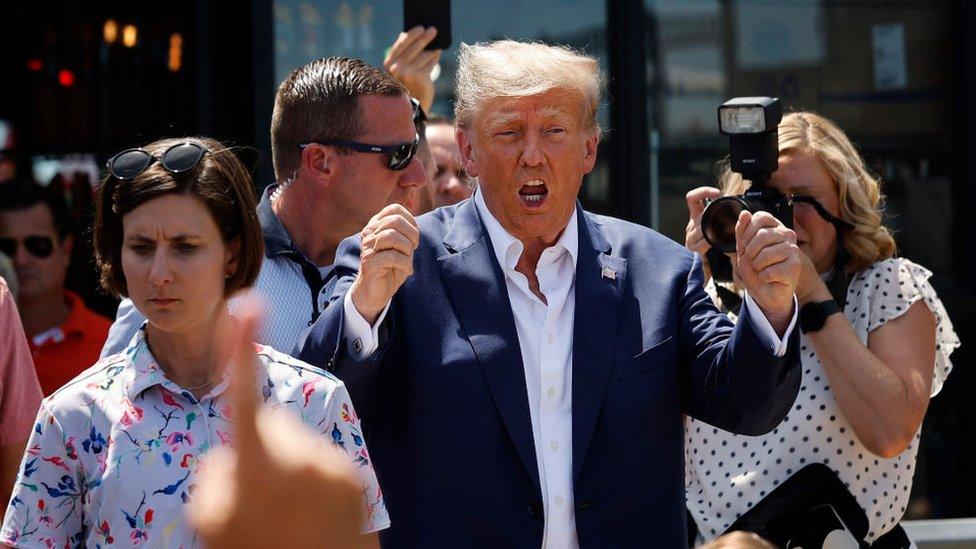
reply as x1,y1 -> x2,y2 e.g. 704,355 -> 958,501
742,292 -> 797,357
342,290 -> 391,360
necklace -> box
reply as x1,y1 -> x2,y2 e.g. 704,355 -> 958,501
144,330 -> 218,392
181,377 -> 218,391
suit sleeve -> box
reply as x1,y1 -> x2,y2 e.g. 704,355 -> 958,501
679,254 -> 801,436
295,233 -> 397,420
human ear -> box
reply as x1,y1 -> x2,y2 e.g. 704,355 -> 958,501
224,236 -> 241,279
301,145 -> 335,180
456,128 -> 479,178
581,130 -> 600,175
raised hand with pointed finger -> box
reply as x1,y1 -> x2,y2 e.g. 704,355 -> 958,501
188,303 -> 376,549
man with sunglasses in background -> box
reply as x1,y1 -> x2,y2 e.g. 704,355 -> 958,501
101,56 -> 427,358
0,179 -> 111,395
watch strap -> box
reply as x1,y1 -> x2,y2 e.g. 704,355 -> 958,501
799,299 -> 841,333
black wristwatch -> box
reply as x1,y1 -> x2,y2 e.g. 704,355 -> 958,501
799,299 -> 842,333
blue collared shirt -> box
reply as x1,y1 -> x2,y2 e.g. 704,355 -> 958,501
100,185 -> 337,357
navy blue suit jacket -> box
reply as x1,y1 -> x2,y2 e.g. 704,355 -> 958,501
297,199 -> 800,548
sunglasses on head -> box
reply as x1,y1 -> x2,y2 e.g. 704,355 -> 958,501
299,135 -> 419,171
0,236 -> 55,259
106,142 -> 210,180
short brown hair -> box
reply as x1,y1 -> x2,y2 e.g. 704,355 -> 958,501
270,57 -> 407,181
94,136 -> 263,298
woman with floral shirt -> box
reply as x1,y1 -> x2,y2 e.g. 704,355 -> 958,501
0,137 -> 388,548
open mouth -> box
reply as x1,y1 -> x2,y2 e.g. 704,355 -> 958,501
518,179 -> 548,209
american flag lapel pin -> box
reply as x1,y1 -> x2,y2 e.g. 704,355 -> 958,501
601,266 -> 617,281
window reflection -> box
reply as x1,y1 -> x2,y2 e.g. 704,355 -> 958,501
274,0 -> 401,85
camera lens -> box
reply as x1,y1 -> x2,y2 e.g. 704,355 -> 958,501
701,196 -> 748,253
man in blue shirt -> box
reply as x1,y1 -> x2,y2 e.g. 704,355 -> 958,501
101,56 -> 427,357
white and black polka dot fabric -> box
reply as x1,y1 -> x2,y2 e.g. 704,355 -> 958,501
686,257 -> 959,543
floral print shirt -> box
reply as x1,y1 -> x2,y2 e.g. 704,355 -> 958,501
1,327 -> 389,548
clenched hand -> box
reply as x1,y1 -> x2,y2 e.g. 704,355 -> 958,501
351,204 -> 420,325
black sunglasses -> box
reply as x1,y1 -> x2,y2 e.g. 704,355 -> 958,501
106,142 -> 210,180
299,135 -> 420,171
413,98 -> 429,137
412,96 -> 427,123
0,236 -> 55,259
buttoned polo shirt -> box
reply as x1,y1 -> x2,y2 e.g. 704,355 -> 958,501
100,185 -> 337,358
249,184 -> 338,349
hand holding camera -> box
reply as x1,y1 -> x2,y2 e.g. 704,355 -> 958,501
685,186 -> 721,281
732,209 -> 801,325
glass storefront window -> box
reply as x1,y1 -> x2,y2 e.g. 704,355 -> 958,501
273,0 -> 401,85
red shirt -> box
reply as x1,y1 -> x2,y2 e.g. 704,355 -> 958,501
28,291 -> 111,395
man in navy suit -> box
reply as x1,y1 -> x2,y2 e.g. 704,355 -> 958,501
298,40 -> 802,548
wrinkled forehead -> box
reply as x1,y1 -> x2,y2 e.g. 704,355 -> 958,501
121,194 -> 218,238
476,90 -> 586,128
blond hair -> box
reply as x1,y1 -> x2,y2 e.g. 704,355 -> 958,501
454,40 -> 604,133
718,111 -> 896,273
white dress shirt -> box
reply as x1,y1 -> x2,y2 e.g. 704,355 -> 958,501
345,190 -> 795,548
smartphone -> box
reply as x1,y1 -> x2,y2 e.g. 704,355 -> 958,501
403,0 -> 452,50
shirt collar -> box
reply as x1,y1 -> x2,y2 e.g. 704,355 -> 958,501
473,188 -> 578,272
257,184 -> 298,258
58,290 -> 90,337
121,326 -> 231,402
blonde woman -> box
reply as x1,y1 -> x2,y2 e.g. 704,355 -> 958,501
684,112 -> 958,546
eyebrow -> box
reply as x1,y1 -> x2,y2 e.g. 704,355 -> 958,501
485,108 -> 575,129
126,233 -> 202,242
537,107 -> 574,121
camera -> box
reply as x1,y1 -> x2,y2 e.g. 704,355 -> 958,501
701,97 -> 787,281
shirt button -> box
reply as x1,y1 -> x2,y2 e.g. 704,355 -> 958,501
550,441 -> 559,452
547,387 -> 557,399
555,496 -> 564,506
547,333 -> 555,344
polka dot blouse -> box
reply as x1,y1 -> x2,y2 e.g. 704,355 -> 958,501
686,257 -> 959,543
